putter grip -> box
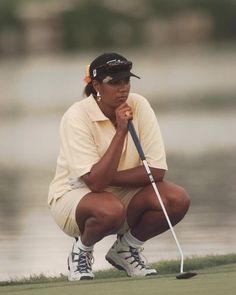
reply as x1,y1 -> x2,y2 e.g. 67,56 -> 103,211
128,120 -> 146,161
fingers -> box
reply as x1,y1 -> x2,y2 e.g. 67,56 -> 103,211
116,103 -> 133,120
125,108 -> 132,117
115,103 -> 133,132
116,109 -> 133,121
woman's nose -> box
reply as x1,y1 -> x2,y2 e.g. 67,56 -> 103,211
118,80 -> 130,89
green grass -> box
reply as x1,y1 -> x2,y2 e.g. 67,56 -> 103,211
1,253 -> 236,295
1,263 -> 236,295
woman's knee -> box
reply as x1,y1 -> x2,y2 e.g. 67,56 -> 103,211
169,185 -> 190,218
75,192 -> 126,233
97,203 -> 126,228
177,186 -> 190,211
94,193 -> 126,230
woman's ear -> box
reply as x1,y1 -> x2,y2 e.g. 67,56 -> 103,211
92,80 -> 100,93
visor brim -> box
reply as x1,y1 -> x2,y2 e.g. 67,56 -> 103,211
102,71 -> 140,83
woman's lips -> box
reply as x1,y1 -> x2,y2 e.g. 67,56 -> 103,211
117,96 -> 127,102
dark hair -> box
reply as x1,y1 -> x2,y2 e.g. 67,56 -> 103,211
84,81 -> 97,97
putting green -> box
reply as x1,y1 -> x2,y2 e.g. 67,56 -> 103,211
1,264 -> 235,295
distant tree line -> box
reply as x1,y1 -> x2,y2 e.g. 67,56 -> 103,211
0,0 -> 235,53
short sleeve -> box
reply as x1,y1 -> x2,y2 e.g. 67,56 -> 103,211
59,112 -> 100,177
135,96 -> 168,170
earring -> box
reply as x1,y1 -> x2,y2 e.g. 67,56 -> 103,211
96,91 -> 102,102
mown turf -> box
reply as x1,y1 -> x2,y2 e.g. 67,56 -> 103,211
1,264 -> 235,295
1,257 -> 236,295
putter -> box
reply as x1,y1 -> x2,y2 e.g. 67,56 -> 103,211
128,120 -> 197,280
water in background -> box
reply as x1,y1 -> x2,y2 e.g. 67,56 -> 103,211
0,47 -> 236,281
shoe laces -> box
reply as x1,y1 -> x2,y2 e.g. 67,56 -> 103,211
73,250 -> 94,273
127,246 -> 148,269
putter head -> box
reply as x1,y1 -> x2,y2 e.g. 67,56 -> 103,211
176,271 -> 197,280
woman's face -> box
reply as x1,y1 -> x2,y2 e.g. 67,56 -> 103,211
93,77 -> 131,109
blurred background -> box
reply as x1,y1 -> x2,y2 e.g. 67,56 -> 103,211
0,0 -> 236,281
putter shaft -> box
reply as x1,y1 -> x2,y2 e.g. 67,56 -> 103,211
128,121 -> 184,274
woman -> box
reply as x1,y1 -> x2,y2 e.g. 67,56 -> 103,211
48,52 -> 190,281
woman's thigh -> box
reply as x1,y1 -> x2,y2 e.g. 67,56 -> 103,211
50,189 -> 87,237
50,189 -> 126,237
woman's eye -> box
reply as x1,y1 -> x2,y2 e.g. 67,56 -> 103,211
108,78 -> 130,86
109,80 -> 120,85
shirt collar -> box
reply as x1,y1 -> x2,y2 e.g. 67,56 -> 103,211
85,95 -> 109,122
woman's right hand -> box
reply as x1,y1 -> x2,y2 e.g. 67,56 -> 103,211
115,103 -> 133,133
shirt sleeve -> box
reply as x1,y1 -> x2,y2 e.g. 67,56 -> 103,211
136,96 -> 168,170
59,112 -> 100,177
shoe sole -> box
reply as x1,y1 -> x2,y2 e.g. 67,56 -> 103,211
68,275 -> 94,281
105,256 -> 127,273
105,251 -> 158,277
79,276 -> 94,280
68,259 -> 94,281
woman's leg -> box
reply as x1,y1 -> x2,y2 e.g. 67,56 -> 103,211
105,181 -> 189,277
127,180 -> 190,241
75,191 -> 126,246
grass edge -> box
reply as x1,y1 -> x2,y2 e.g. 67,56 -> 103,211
1,253 -> 236,287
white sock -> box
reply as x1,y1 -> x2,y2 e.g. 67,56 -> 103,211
121,230 -> 144,248
75,237 -> 94,252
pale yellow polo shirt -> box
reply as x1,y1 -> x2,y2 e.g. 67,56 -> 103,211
48,93 -> 167,205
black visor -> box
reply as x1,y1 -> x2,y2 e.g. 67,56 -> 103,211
89,53 -> 140,83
